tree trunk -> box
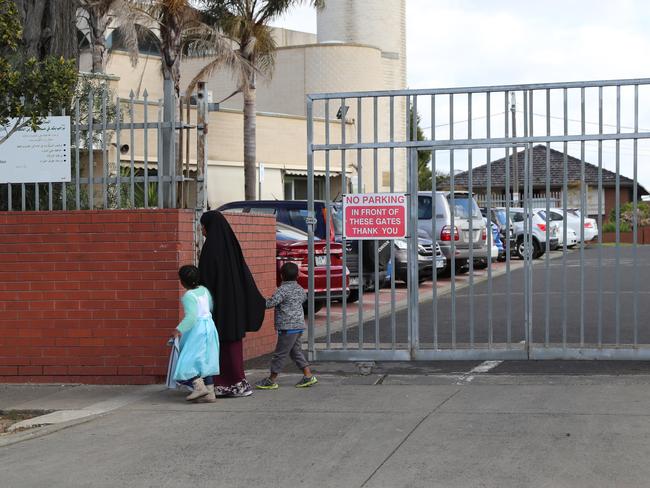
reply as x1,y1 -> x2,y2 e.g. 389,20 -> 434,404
88,6 -> 110,73
14,0 -> 78,62
243,86 -> 257,201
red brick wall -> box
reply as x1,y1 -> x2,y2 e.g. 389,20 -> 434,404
0,210 -> 276,384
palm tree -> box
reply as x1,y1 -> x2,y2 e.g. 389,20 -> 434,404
123,0 -> 247,207
78,0 -> 140,74
199,0 -> 324,201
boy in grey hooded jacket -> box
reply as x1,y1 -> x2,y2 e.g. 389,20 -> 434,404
255,262 -> 318,389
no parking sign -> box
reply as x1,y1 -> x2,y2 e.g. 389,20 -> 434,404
342,193 -> 407,240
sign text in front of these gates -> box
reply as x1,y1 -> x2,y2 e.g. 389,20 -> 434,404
342,193 -> 407,240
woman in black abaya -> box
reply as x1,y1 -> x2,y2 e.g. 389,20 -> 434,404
199,211 -> 266,397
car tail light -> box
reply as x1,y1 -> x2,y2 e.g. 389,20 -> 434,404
584,222 -> 593,228
536,223 -> 547,232
481,228 -> 487,240
441,225 -> 459,241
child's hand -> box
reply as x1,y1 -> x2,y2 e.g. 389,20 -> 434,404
172,329 -> 181,339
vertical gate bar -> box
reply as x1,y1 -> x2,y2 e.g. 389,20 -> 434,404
143,91 -> 149,208
528,90 -> 534,349
157,99 -> 164,208
467,93 -> 474,347
306,98 -> 315,359
325,100 -> 331,349
615,85 -> 621,346
409,96 -> 420,357
356,97 -> 364,349
562,88 -> 568,349
580,87 -> 586,346
405,95 -> 412,351
373,96 -> 380,350
486,92 -> 493,348
101,89 -> 108,209
35,181 -> 39,211
6,183 -> 11,211
115,97 -> 122,209
504,91 -> 512,348
597,87 -> 603,347
545,89 -> 551,347
340,97 -> 348,350
129,92 -> 135,208
431,94 -> 438,349
170,93 -> 177,208
88,89 -> 94,210
390,96 -> 396,349
21,182 -> 25,211
523,91 -> 530,347
633,84 -> 639,346
48,182 -> 52,211
75,99 -> 81,210
449,93 -> 456,349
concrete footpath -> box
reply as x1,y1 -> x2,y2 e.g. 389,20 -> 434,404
2,362 -> 650,487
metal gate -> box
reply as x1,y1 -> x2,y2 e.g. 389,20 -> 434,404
306,78 -> 650,361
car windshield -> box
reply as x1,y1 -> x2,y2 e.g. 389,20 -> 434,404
449,196 -> 481,219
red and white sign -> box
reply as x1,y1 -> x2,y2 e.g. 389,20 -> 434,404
342,193 -> 407,240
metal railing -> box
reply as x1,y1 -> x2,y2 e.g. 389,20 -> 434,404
1,81 -> 208,212
306,78 -> 650,361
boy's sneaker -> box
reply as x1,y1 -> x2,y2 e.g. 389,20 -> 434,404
295,376 -> 318,388
255,377 -> 279,390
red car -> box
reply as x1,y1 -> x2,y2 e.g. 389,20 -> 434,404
275,222 -> 348,314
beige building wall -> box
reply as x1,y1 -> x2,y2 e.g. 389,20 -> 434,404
90,2 -> 409,203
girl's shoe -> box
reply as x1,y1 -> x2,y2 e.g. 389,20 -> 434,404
195,384 -> 217,403
186,378 -> 209,401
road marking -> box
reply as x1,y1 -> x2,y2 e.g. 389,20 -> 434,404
456,360 -> 503,384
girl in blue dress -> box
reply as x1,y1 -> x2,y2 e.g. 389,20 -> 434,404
172,265 -> 220,402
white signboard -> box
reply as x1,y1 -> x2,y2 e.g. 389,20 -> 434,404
0,116 -> 71,183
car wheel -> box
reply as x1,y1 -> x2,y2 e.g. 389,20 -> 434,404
516,238 -> 526,260
347,289 -> 359,303
474,258 -> 488,270
455,260 -> 469,275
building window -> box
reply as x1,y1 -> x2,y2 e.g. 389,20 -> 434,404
284,176 -> 324,200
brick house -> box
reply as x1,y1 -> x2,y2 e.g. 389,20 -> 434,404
454,145 -> 648,218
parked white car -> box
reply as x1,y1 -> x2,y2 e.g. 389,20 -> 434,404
567,209 -> 599,242
544,208 -> 599,243
510,208 -> 559,259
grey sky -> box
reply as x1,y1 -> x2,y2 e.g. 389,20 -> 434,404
271,1 -> 650,190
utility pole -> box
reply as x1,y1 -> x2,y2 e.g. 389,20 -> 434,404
510,92 -> 519,203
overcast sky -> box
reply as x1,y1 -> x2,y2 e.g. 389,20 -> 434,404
271,1 -> 650,191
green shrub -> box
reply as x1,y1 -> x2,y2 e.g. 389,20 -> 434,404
602,221 -> 632,233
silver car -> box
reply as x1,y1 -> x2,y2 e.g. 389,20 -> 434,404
417,191 -> 488,274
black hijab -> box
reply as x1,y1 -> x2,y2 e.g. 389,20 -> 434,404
199,211 -> 266,342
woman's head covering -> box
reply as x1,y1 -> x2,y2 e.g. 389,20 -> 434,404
199,211 -> 266,342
